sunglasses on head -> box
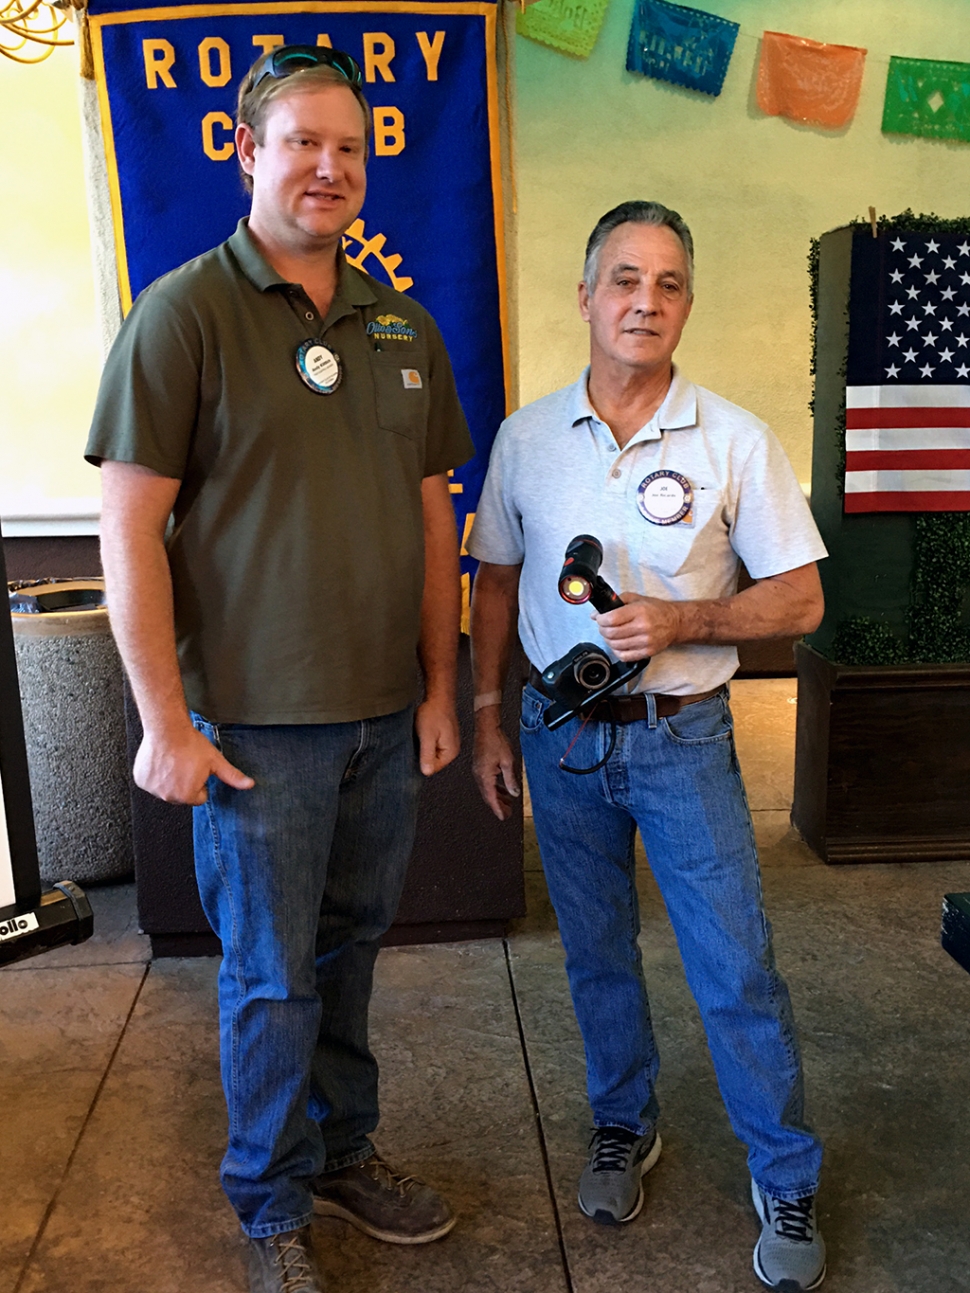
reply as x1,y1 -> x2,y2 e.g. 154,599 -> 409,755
251,44 -> 364,92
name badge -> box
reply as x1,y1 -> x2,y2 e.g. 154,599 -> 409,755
296,340 -> 342,395
637,470 -> 693,525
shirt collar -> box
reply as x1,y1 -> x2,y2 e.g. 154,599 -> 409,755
228,218 -> 378,309
657,367 -> 698,431
569,364 -> 698,438
568,367 -> 599,427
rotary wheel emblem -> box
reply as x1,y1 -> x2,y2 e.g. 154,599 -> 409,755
341,218 -> 414,291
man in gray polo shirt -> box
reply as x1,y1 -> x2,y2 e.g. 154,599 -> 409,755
469,201 -> 827,1292
87,46 -> 472,1293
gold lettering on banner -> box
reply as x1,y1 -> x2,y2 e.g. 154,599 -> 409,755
202,111 -> 235,160
373,107 -> 405,155
316,33 -> 332,47
252,34 -> 284,55
198,37 -> 231,87
460,511 -> 475,553
143,39 -> 176,89
448,469 -> 464,495
363,32 -> 396,82
459,511 -> 476,635
416,31 -> 445,81
460,571 -> 471,635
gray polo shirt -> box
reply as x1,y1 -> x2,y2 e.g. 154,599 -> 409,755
86,220 -> 473,724
467,368 -> 827,695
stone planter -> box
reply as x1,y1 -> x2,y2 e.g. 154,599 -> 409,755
11,582 -> 133,884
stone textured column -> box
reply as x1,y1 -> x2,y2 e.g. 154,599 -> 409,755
12,586 -> 133,884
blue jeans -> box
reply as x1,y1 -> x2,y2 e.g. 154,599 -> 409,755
520,684 -> 822,1202
191,708 -> 420,1238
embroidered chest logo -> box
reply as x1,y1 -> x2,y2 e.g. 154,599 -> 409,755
366,314 -> 418,342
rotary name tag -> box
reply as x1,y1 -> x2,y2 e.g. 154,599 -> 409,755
637,470 -> 693,526
296,340 -> 342,395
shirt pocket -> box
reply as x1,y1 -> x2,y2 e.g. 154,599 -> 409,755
638,483 -> 726,579
369,350 -> 430,441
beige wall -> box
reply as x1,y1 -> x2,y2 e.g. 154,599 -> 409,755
516,0 -> 970,483
0,44 -> 102,528
2,1 -> 969,524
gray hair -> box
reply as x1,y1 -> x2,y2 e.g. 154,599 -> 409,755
583,201 -> 694,295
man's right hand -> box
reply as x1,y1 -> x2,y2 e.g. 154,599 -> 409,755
133,725 -> 255,806
473,718 -> 520,822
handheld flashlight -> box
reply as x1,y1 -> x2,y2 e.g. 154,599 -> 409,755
558,535 -> 604,604
558,535 -> 624,614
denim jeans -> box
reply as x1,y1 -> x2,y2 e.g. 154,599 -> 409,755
520,684 -> 822,1201
191,708 -> 420,1238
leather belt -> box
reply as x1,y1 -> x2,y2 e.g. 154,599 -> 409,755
527,665 -> 721,724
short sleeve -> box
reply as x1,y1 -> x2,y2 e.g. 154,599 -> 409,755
466,421 -> 525,565
84,286 -> 203,478
423,315 -> 475,477
730,427 -> 828,579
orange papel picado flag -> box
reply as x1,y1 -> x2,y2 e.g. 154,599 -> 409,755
756,29 -> 866,129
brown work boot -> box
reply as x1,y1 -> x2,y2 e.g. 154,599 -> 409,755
248,1225 -> 324,1293
312,1151 -> 455,1244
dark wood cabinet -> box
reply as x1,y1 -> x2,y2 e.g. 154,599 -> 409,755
793,641 -> 970,863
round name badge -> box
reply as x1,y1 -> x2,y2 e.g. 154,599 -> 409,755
636,470 -> 693,526
295,340 -> 342,395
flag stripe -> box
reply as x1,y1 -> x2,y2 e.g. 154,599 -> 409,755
845,469 -> 970,492
846,384 -> 970,408
845,490 -> 970,513
846,449 -> 970,471
846,427 -> 970,451
846,407 -> 970,428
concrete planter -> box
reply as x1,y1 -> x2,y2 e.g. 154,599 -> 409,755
11,582 -> 133,884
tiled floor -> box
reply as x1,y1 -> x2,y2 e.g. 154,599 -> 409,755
3,680 -> 970,1292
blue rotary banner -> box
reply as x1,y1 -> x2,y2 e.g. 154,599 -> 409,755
86,0 -> 508,621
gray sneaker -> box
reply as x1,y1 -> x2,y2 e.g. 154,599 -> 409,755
751,1179 -> 826,1291
312,1151 -> 455,1244
577,1125 -> 662,1225
249,1226 -> 324,1293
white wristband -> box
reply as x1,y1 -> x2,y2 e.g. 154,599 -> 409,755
473,690 -> 503,712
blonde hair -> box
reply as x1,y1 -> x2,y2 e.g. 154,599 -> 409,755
236,60 -> 372,191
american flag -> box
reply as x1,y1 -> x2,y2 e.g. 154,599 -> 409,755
844,230 -> 970,513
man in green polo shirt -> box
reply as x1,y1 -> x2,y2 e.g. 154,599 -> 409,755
86,46 -> 473,1293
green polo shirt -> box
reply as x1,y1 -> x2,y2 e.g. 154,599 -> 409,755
86,220 -> 474,724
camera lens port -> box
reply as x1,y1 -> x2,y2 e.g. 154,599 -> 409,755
574,653 -> 610,690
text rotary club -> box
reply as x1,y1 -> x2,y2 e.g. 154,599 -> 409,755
140,30 -> 449,162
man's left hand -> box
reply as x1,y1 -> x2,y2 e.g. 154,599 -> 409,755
593,594 -> 684,660
415,697 -> 461,776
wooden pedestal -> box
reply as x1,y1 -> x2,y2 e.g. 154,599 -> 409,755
792,642 -> 970,863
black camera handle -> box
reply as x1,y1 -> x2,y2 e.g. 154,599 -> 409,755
586,575 -> 624,615
545,559 -> 649,732
542,536 -> 652,774
544,657 -> 648,732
